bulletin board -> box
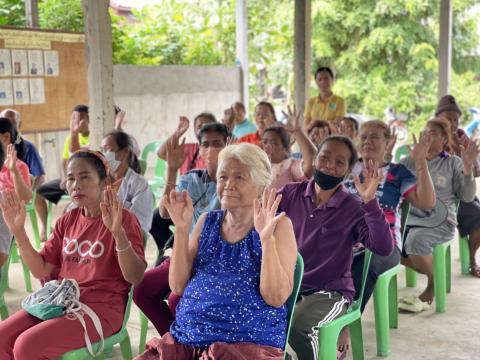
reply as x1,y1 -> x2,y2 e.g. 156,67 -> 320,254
0,27 -> 88,133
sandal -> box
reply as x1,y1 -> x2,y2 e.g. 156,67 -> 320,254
469,266 -> 480,278
398,294 -> 431,313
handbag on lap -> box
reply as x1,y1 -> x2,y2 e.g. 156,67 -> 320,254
21,278 -> 104,357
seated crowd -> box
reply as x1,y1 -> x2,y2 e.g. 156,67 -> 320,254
0,66 -> 479,360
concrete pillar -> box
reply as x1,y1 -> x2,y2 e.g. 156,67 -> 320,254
82,0 -> 114,150
236,0 -> 249,110
294,0 -> 312,123
438,0 -> 452,98
25,0 -> 39,28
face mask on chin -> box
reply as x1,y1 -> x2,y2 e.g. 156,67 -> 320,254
104,151 -> 121,172
313,169 -> 344,190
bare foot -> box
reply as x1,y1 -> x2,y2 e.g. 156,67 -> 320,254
40,230 -> 47,242
337,327 -> 350,353
418,286 -> 434,304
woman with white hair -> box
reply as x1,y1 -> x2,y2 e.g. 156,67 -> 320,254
136,143 -> 297,359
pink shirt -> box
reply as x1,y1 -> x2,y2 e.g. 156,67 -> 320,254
0,160 -> 31,190
179,143 -> 206,176
268,157 -> 306,191
40,208 -> 146,326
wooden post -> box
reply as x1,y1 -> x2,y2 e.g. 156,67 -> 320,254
294,0 -> 312,124
25,0 -> 39,28
236,0 -> 249,110
438,0 -> 452,98
81,0 -> 114,150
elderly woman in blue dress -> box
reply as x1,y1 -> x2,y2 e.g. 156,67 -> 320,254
136,143 -> 297,359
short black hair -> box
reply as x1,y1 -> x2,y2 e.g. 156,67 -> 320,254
263,126 -> 291,151
317,135 -> 358,169
198,123 -> 230,144
73,104 -> 89,113
194,112 -> 217,126
341,116 -> 359,132
0,117 -> 26,160
315,66 -> 334,79
0,140 -> 5,168
68,151 -> 107,180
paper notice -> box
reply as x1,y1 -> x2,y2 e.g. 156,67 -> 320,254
0,79 -> 13,106
13,78 -> 30,105
11,49 -> 28,77
28,50 -> 44,76
44,50 -> 59,76
29,78 -> 45,104
0,49 -> 12,77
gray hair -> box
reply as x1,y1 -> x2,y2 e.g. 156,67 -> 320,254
217,143 -> 272,193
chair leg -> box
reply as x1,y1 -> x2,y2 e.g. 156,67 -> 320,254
139,311 -> 149,353
388,275 -> 398,329
28,207 -> 41,249
373,277 -> 390,357
433,245 -> 447,313
405,267 -> 417,287
349,319 -> 365,360
21,259 -> 33,293
318,327 -> 341,360
459,236 -> 470,275
446,245 -> 452,294
120,334 -> 133,360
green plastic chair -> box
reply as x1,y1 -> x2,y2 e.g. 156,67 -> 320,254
59,289 -> 134,360
138,159 -> 147,176
8,241 -> 33,293
0,249 -> 11,320
394,144 -> 410,163
317,250 -> 372,360
403,241 -> 452,313
27,192 -> 41,249
138,254 -> 304,356
373,264 -> 400,357
459,235 -> 470,275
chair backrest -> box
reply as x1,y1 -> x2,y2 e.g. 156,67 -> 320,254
284,253 -> 304,348
0,250 -> 11,296
140,141 -> 162,162
350,250 -> 372,312
138,159 -> 147,176
394,144 -> 411,163
121,288 -> 134,330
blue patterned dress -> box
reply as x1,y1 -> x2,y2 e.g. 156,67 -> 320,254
170,210 -> 287,349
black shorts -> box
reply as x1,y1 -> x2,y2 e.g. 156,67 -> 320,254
457,197 -> 480,237
36,178 -> 67,204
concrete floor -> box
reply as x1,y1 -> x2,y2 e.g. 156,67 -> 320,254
3,195 -> 480,360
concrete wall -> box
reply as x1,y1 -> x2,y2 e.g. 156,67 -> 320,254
32,65 -> 241,179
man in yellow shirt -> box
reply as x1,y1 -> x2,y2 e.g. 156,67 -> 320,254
35,105 -> 90,241
304,66 -> 346,128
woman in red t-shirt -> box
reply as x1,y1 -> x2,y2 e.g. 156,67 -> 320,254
0,150 -> 146,359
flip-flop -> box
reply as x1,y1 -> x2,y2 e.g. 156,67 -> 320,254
398,295 -> 431,313
469,266 -> 480,278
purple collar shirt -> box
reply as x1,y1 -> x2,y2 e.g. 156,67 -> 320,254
278,180 -> 394,302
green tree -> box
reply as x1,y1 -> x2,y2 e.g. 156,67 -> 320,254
0,0 -> 24,27
38,0 -> 84,32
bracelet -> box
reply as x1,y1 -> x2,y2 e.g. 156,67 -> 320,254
116,241 -> 132,253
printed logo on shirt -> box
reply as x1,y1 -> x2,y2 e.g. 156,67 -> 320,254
63,237 -> 105,259
434,176 -> 447,189
328,103 -> 337,110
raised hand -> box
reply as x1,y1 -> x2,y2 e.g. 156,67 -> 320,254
226,135 -> 238,146
222,107 -> 236,131
114,109 -> 126,130
408,131 -> 431,165
254,188 -> 285,242
163,190 -> 194,231
100,186 -> 124,233
385,127 -> 398,159
5,144 -> 17,171
165,136 -> 187,171
0,189 -> 26,234
461,140 -> 480,174
354,160 -> 384,203
282,105 -> 301,134
70,111 -> 82,133
174,116 -> 190,138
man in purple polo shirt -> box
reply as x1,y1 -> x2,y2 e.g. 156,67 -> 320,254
279,135 -> 394,360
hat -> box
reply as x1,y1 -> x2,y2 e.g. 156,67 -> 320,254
435,95 -> 462,116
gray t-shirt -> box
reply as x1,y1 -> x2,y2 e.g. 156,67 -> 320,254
402,154 -> 476,225
0,211 -> 12,257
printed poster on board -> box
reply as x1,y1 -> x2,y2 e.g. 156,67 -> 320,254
44,50 -> 59,76
0,79 -> 13,106
28,50 -> 44,76
0,49 -> 12,77
11,49 -> 28,77
29,78 -> 45,104
13,78 -> 30,104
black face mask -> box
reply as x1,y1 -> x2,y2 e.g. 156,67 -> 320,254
313,169 -> 344,190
